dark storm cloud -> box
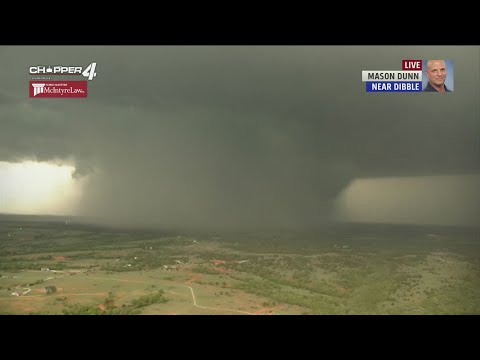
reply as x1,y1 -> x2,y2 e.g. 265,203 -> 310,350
0,46 -> 479,228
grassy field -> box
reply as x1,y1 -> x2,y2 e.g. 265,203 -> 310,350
1,216 -> 479,314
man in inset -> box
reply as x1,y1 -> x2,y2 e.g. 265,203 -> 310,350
423,60 -> 452,92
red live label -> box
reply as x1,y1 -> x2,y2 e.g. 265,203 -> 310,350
402,60 -> 422,70
29,81 -> 88,98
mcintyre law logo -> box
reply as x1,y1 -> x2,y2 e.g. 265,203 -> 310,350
30,82 -> 87,97
32,83 -> 45,96
29,62 -> 96,98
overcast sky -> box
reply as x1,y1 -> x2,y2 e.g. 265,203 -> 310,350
0,46 -> 479,229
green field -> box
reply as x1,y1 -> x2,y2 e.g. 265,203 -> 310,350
1,215 -> 479,314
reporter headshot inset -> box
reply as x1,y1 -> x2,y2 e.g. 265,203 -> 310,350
422,59 -> 454,92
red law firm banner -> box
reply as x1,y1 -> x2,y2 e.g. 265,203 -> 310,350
29,81 -> 88,98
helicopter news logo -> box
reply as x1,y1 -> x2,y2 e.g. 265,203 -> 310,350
29,62 -> 97,79
29,62 -> 96,98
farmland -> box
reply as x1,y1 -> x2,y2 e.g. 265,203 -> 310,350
1,215 -> 479,314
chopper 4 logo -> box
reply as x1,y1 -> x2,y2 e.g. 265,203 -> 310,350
29,62 -> 97,98
30,62 -> 97,80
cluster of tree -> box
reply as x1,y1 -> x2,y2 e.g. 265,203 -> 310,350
130,291 -> 167,308
104,291 -> 116,309
45,285 -> 57,294
62,304 -> 140,315
63,290 -> 168,315
99,255 -> 187,272
99,264 -> 139,272
24,279 -> 45,287
190,265 -> 220,275
0,262 -> 40,271
233,277 -> 340,314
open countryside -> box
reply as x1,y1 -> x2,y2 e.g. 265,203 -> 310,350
1,215 -> 479,315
